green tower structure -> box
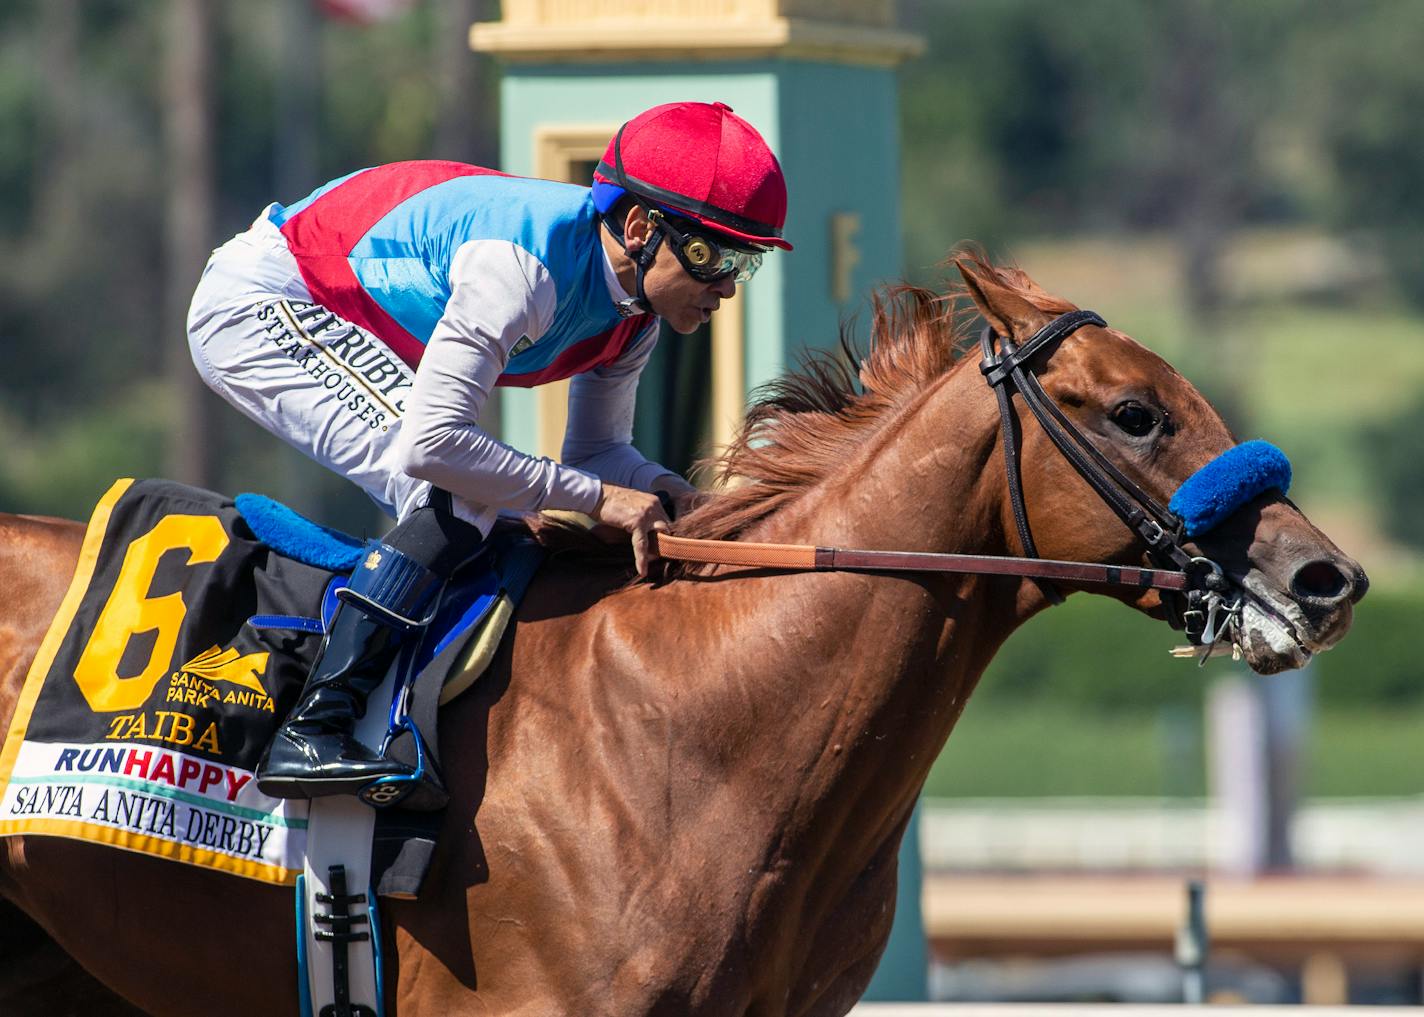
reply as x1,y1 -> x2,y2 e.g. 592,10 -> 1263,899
472,2 -> 926,1001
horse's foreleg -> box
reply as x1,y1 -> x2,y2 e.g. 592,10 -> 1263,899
782,833 -> 906,1017
792,950 -> 885,1017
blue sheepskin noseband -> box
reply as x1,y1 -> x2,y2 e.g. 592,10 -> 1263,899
1168,440 -> 1292,537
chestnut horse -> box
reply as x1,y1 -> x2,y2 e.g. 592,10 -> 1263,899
0,257 -> 1365,1016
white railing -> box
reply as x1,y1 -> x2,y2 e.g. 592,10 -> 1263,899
848,1002 -> 1418,1008
920,796 -> 1424,874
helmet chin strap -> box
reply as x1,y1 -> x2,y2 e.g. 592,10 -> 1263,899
602,210 -> 665,317
631,228 -> 665,315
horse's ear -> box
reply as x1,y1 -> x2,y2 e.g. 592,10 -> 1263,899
954,258 -> 1050,340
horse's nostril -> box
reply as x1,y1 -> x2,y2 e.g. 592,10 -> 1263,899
1292,560 -> 1349,602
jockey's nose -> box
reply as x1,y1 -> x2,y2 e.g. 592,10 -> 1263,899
711,275 -> 737,299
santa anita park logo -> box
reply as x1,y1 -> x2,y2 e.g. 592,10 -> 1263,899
169,645 -> 274,711
102,645 -> 275,755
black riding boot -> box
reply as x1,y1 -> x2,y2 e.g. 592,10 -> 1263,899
257,541 -> 442,800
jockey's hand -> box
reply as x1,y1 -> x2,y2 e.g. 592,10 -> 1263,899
592,483 -> 670,578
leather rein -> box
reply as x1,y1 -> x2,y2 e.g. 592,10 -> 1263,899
650,535 -> 1189,592
652,310 -> 1232,640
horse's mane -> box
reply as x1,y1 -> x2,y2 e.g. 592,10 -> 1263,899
672,282 -> 964,544
674,251 -> 1077,539
517,250 -> 1077,574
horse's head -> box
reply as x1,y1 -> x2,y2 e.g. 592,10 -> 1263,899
956,256 -> 1367,675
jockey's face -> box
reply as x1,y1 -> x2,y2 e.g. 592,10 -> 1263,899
643,238 -> 738,334
616,207 -> 741,334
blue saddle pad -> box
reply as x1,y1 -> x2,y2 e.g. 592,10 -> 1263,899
234,493 -> 366,572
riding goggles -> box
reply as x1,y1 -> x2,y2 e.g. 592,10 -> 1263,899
650,210 -> 765,285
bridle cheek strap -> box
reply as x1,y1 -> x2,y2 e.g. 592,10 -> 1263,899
1169,440 -> 1292,537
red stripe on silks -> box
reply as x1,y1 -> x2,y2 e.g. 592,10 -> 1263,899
280,161 -> 510,365
495,316 -> 655,388
292,255 -> 430,367
282,161 -> 506,257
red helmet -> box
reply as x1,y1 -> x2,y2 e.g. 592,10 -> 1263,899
593,101 -> 792,251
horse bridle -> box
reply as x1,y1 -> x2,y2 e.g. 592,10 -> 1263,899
976,309 -> 1234,644
651,309 -> 1242,654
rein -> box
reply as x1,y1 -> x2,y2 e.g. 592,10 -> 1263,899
651,533 -> 1189,591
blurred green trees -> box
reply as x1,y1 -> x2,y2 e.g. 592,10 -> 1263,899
0,0 -> 494,532
900,0 -> 1424,292
1306,0 -> 1424,306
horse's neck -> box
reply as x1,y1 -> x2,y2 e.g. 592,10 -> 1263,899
0,514 -> 84,737
696,366 -> 1033,851
752,368 -> 1004,554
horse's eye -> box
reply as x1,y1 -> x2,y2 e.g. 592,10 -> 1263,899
1112,400 -> 1157,437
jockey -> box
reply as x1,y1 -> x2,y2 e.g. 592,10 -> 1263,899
186,100 -> 792,803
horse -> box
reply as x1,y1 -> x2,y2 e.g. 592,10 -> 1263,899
0,255 -> 1366,1016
